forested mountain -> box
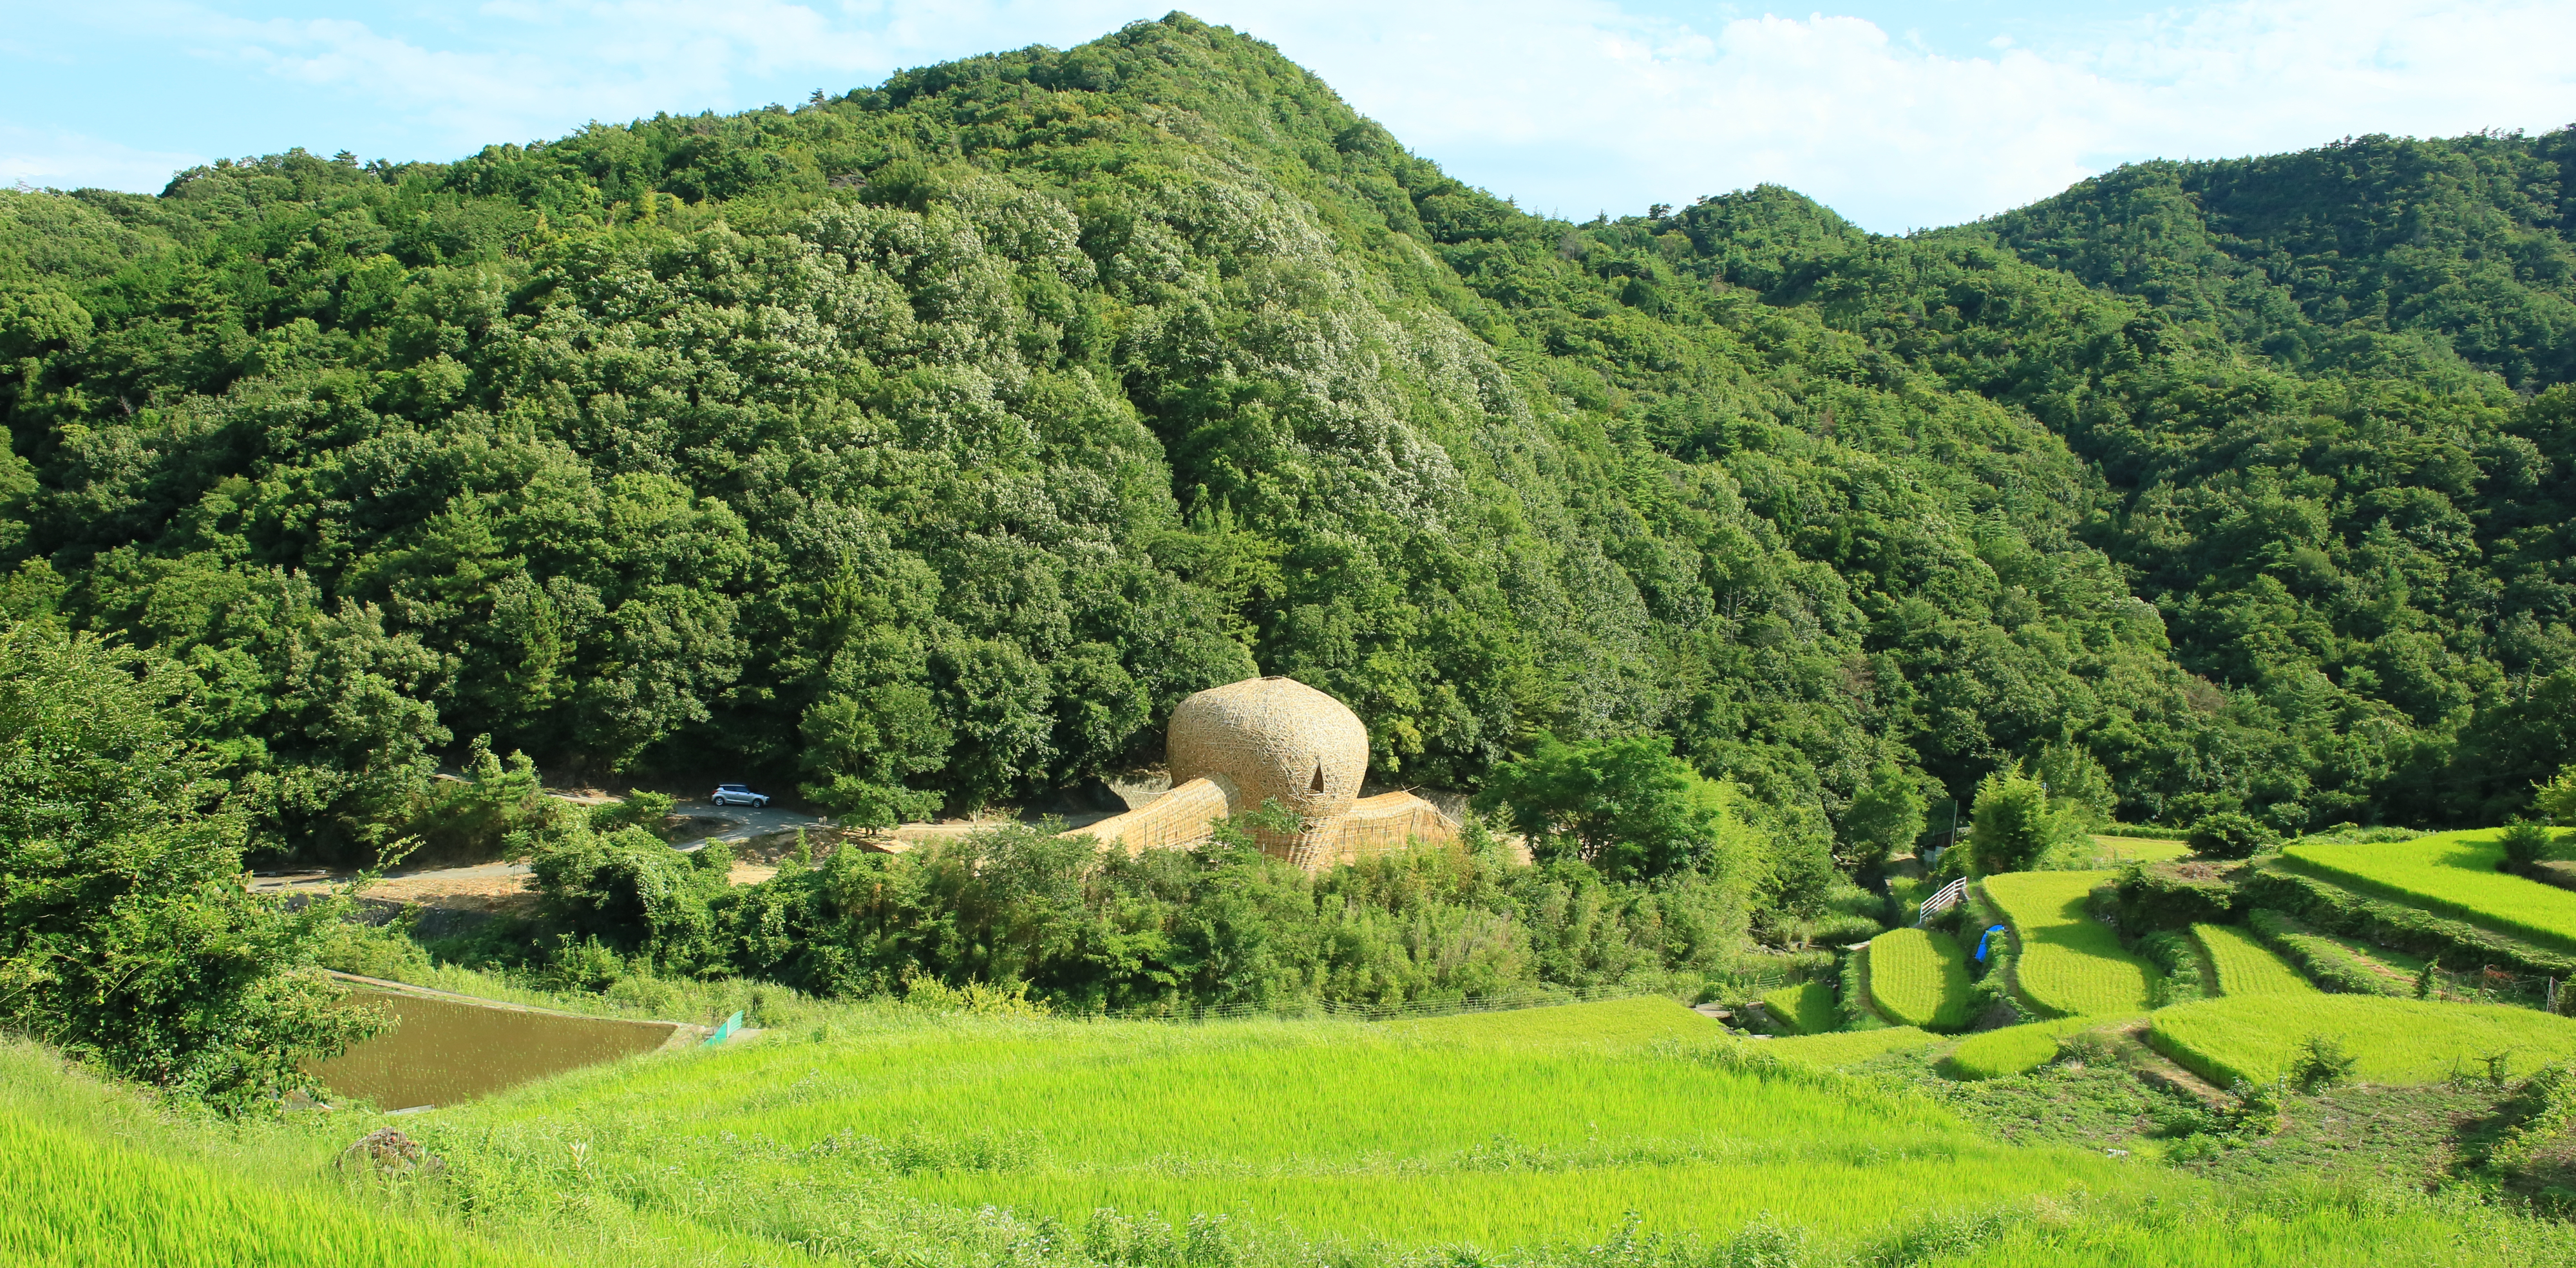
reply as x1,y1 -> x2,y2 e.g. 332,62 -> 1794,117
1,13 -> 2568,863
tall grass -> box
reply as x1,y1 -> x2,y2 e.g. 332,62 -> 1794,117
2149,995 -> 2576,1087
2194,924 -> 2315,997
1866,927 -> 1971,1029
1982,871 -> 2160,1016
2280,829 -> 2576,953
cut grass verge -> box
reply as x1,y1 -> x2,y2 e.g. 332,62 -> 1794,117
2194,923 -> 2316,997
1865,927 -> 1971,1030
2148,995 -> 2576,1088
1982,871 -> 2160,1017
2279,829 -> 2576,954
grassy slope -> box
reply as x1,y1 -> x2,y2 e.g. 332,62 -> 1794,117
1984,871 -> 2162,1016
2150,995 -> 2576,1087
1866,927 -> 1971,1029
0,1045 -> 564,1268
2280,830 -> 2576,952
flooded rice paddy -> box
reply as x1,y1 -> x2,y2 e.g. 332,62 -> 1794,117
308,989 -> 683,1110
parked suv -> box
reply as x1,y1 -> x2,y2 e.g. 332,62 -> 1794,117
710,784 -> 770,808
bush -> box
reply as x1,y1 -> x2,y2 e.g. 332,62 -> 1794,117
2501,820 -> 2561,871
2189,811 -> 2277,860
2108,860 -> 2239,931
589,790 -> 677,833
0,622 -> 379,1109
2287,1034 -> 2358,1092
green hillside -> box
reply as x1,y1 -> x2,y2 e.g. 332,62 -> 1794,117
3,15 -> 2569,869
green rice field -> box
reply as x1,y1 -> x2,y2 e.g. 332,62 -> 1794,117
2149,995 -> 2576,1088
1761,979 -> 1841,1034
2279,829 -> 2576,952
2095,835 -> 2195,863
19,998 -> 2576,1265
1943,1015 -> 2142,1081
1866,927 -> 1972,1029
457,998 -> 2169,1251
1982,871 -> 2162,1016
2193,924 -> 2315,997
1759,1027 -> 1940,1068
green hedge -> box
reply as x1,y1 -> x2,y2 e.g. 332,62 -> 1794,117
2108,862 -> 2239,932
2244,908 -> 2403,997
2240,867 -> 2576,980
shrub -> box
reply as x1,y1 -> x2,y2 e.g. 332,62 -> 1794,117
2108,860 -> 2239,931
2501,820 -> 2561,871
2189,811 -> 2277,860
2287,1034 -> 2358,1092
0,622 -> 381,1110
589,791 -> 677,833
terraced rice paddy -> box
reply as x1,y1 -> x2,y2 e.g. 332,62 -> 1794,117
1760,979 -> 1840,1034
1759,1027 -> 1939,1068
1865,928 -> 1971,1029
1942,1016 -> 2141,1081
454,998 -> 2165,1251
1981,871 -> 2161,1016
2280,829 -> 2576,952
2094,835 -> 2193,864
2194,924 -> 2315,997
2149,995 -> 2576,1088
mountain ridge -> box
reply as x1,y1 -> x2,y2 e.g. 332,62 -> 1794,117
0,12 -> 2568,865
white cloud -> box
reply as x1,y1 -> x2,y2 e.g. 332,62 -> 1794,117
14,0 -> 2575,229
1192,0 -> 2576,230
0,123 -> 204,193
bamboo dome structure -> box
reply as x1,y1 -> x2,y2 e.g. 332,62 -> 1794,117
1074,676 -> 1459,870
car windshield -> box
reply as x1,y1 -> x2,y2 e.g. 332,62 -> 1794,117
716,784 -> 746,791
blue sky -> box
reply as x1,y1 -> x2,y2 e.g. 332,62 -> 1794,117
4,1 -> 2570,233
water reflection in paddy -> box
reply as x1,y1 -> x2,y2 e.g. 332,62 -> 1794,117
310,989 -> 683,1110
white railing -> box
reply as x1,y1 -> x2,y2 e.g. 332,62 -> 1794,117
1916,878 -> 1969,926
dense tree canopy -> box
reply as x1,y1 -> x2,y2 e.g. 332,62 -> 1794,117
1,14 -> 2570,867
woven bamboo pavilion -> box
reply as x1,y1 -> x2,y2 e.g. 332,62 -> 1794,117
1072,676 -> 1459,870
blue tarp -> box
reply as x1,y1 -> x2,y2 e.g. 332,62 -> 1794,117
1973,925 -> 2006,962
